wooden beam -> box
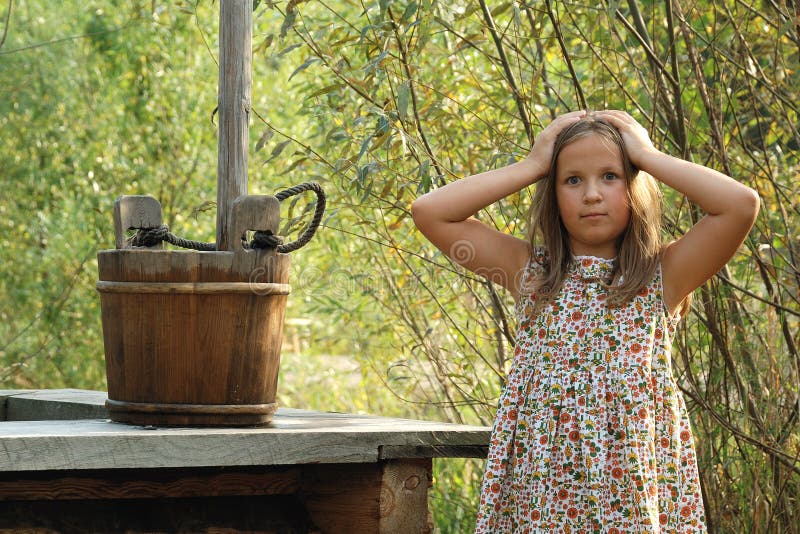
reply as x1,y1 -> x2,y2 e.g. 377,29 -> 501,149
0,462 -> 435,533
302,463 -> 383,532
379,443 -> 489,459
0,495 -> 317,532
379,459 -> 433,533
0,466 -> 302,501
216,0 -> 252,251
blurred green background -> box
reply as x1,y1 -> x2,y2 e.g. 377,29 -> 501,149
1,1 -> 797,531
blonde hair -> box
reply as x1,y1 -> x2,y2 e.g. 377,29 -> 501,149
526,116 -> 664,311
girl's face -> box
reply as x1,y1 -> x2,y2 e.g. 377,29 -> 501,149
555,133 -> 631,259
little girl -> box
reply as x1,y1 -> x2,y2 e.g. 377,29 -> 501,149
412,110 -> 759,532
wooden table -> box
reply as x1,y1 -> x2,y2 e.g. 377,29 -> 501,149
0,389 -> 489,533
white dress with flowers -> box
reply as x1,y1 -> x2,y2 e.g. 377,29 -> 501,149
475,252 -> 706,533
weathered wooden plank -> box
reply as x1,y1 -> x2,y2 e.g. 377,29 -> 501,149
5,388 -> 108,421
0,390 -> 36,396
0,420 -> 375,471
301,462 -> 382,532
0,390 -> 34,421
0,495 -> 317,533
0,418 -> 488,472
0,390 -> 490,472
379,444 -> 489,459
0,466 -> 302,501
379,459 -> 433,534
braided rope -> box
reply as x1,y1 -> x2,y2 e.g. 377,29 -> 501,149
127,182 -> 325,253
128,225 -> 216,251
272,182 -> 326,254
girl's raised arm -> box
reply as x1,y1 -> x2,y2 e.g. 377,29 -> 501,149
598,110 -> 760,314
411,111 -> 585,299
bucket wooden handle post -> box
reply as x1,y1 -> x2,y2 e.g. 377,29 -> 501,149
216,0 -> 252,252
113,196 -> 163,250
230,195 -> 280,253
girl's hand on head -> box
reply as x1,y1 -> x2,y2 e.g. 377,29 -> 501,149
595,110 -> 658,167
525,110 -> 586,182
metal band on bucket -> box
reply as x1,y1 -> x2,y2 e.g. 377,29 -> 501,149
96,281 -> 291,295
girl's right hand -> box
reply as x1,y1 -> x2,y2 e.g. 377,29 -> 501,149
525,110 -> 587,182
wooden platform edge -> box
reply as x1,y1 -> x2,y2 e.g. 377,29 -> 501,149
0,390 -> 490,471
379,444 -> 489,459
2,389 -> 108,422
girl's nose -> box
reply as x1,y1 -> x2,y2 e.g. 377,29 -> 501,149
583,181 -> 602,202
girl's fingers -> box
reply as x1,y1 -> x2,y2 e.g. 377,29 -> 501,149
595,110 -> 629,124
597,110 -> 642,130
594,110 -> 655,159
553,110 -> 587,130
537,110 -> 585,141
555,110 -> 587,123
528,110 -> 587,162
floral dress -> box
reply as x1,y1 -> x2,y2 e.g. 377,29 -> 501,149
475,253 -> 706,533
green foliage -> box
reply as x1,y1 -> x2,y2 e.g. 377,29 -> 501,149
1,0 -> 798,531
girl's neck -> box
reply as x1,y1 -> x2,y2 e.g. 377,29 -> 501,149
569,248 -> 618,260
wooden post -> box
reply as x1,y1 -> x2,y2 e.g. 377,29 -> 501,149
216,0 -> 252,251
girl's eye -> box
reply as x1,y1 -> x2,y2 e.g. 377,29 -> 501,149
566,176 -> 581,185
603,172 -> 618,181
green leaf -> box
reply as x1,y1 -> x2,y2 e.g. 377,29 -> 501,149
357,134 -> 374,162
398,82 -> 410,120
416,159 -> 431,193
289,57 -> 321,81
277,43 -> 302,57
255,34 -> 274,55
266,140 -> 292,163
359,179 -> 374,204
305,83 -> 345,100
379,0 -> 392,20
376,115 -> 390,134
255,128 -> 274,152
280,6 -> 297,40
286,156 -> 308,172
490,2 -> 511,17
364,49 -> 390,75
401,2 -> 418,24
325,128 -> 350,143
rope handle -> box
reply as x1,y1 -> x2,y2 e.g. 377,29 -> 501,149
272,182 -> 326,254
123,182 -> 325,253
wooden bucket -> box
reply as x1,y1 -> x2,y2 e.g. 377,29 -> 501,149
97,194 -> 298,426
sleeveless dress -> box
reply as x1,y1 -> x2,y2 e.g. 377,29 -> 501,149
475,252 -> 706,533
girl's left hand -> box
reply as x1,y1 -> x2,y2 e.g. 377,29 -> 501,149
595,110 -> 658,167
